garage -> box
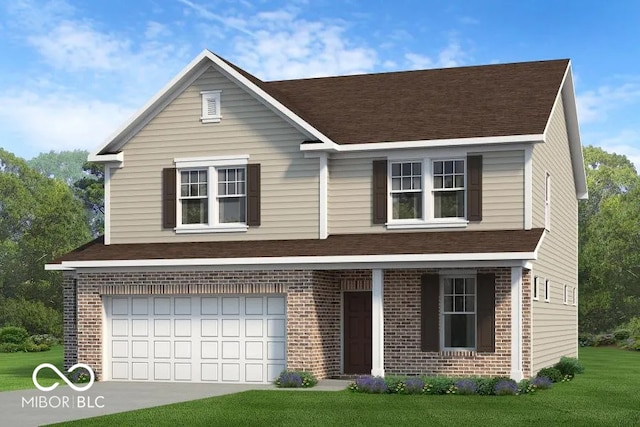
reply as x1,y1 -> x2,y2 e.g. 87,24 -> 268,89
104,294 -> 287,383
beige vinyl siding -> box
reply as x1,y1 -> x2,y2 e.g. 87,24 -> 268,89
328,150 -> 524,234
110,65 -> 319,244
530,95 -> 579,373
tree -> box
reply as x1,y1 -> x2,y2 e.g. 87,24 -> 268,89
73,162 -> 104,236
27,150 -> 89,185
578,146 -> 640,332
0,148 -> 91,308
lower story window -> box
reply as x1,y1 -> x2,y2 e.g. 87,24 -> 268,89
442,277 -> 476,349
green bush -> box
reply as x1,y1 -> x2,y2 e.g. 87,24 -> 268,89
578,333 -> 594,347
384,375 -> 406,393
476,377 -> 511,395
0,326 -> 29,345
22,342 -> 50,352
29,334 -> 59,346
620,337 -> 640,351
0,342 -> 21,353
554,357 -> 585,377
423,377 -> 456,395
614,329 -> 631,341
274,370 -> 317,388
625,317 -> 640,336
537,367 -> 563,383
0,298 -> 62,337
593,333 -> 616,346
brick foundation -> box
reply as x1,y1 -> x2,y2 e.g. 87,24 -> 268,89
64,267 -> 531,381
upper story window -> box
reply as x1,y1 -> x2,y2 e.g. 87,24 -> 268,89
201,90 -> 222,123
433,160 -> 465,218
387,158 -> 467,227
391,161 -> 422,219
544,279 -> 550,302
167,155 -> 253,233
533,276 -> 540,301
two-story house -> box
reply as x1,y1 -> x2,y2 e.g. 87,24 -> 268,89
47,50 -> 587,384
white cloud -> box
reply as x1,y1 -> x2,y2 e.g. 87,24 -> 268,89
589,129 -> 640,171
0,90 -> 133,152
404,39 -> 470,70
576,80 -> 640,124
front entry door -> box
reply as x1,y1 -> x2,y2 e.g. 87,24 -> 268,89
343,291 -> 372,374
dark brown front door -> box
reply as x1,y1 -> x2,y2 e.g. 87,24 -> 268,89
343,291 -> 372,374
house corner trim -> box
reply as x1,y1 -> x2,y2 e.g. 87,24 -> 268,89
510,266 -> 523,380
319,153 -> 328,239
371,269 -> 385,377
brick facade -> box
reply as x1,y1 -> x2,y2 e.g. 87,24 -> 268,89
64,267 -> 531,381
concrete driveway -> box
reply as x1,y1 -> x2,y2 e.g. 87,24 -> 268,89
0,382 -> 272,426
0,380 -> 349,426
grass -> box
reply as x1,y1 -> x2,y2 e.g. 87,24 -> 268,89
0,345 -> 64,392
52,347 -> 640,427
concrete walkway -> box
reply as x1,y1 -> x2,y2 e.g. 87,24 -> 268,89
0,380 -> 350,426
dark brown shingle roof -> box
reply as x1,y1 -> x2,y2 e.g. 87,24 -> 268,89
221,56 -> 568,145
52,229 -> 544,264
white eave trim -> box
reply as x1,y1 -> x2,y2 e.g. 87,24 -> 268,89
45,251 -> 537,270
543,61 -> 588,200
87,152 -> 123,165
301,134 -> 545,152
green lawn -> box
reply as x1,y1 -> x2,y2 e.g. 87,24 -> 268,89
0,345 -> 64,391
52,347 -> 640,427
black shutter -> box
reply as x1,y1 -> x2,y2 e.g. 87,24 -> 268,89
476,273 -> 496,352
372,160 -> 387,224
162,168 -> 177,229
467,155 -> 483,221
246,163 -> 261,226
421,273 -> 440,352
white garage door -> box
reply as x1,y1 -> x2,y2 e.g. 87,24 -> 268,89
104,295 -> 287,383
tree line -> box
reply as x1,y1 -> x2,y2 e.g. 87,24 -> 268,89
0,146 -> 637,336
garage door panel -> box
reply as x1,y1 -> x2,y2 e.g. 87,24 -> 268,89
132,298 -> 148,315
201,297 -> 218,315
154,341 -> 171,358
201,341 -> 218,359
201,319 -> 218,336
106,294 -> 286,383
132,319 -> 148,337
174,297 -> 192,315
132,341 -> 148,358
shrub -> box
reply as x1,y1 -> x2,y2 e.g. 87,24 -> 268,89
494,379 -> 519,395
593,333 -> 616,346
537,367 -> 563,383
0,326 -> 29,345
275,370 -> 317,388
531,376 -> 553,390
424,377 -> 455,395
625,317 -> 640,336
0,342 -> 21,353
578,333 -> 594,347
384,375 -> 406,393
614,329 -> 631,341
353,376 -> 387,394
29,334 -> 59,347
67,367 -> 92,384
22,342 -> 50,352
0,298 -> 62,337
400,377 -> 425,395
518,379 -> 535,394
476,377 -> 510,396
554,357 -> 584,377
620,337 -> 640,351
454,379 -> 477,395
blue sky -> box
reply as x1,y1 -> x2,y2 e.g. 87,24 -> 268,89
1,0 -> 639,166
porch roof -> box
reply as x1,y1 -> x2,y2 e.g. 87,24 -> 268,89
49,229 -> 544,267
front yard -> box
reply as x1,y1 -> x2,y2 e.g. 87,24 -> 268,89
51,347 -> 640,426
0,345 -> 63,391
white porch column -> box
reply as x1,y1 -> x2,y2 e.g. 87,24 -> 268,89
510,266 -> 523,381
371,269 -> 385,377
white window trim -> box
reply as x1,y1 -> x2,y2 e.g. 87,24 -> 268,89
544,279 -> 550,303
174,155 -> 249,233
386,158 -> 469,229
201,90 -> 222,123
533,276 -> 540,301
440,273 -> 477,352
544,171 -> 551,231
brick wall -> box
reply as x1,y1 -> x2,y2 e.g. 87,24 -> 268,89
68,270 -> 341,380
380,267 -> 528,377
